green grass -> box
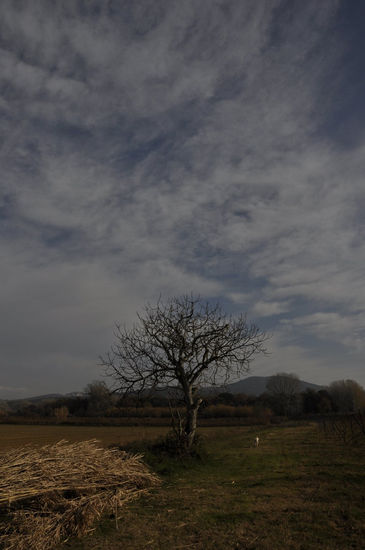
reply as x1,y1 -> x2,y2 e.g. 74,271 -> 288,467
3,423 -> 365,549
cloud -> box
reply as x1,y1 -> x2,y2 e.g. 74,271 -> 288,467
251,331 -> 361,387
1,0 -> 365,396
281,312 -> 365,351
253,300 -> 291,317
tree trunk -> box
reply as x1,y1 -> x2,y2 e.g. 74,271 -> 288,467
184,398 -> 202,449
185,406 -> 198,448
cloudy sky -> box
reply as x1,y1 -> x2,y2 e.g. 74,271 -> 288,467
1,0 -> 365,399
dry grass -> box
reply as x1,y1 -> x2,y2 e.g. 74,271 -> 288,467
0,439 -> 160,550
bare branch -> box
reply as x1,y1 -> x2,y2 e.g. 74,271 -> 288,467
100,294 -> 269,448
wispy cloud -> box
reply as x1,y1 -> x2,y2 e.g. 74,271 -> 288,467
1,0 -> 364,397
281,311 -> 365,351
253,300 -> 291,317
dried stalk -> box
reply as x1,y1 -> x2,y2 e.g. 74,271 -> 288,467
0,440 -> 160,550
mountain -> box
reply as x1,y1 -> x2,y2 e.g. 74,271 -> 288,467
4,393 -> 86,411
153,376 -> 325,398
5,393 -> 62,405
3,377 -> 324,406
217,376 -> 324,396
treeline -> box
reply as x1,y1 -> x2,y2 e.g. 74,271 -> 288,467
1,378 -> 365,424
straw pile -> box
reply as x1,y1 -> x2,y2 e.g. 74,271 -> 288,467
0,439 -> 160,550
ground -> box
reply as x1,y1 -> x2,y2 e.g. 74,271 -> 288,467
1,422 -> 364,549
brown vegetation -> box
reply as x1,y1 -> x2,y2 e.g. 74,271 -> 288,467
0,440 -> 160,550
321,410 -> 365,446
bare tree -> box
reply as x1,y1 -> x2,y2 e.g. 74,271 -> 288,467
328,379 -> 365,413
101,295 -> 268,450
266,372 -> 301,416
321,410 -> 365,447
85,381 -> 113,416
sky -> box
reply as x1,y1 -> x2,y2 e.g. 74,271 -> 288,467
1,0 -> 365,399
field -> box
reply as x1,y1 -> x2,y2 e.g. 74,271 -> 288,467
1,422 -> 365,549
0,424 -> 168,451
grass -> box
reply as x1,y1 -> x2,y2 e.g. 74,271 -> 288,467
2,423 -> 365,549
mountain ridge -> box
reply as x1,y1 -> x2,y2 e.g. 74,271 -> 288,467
3,376 -> 325,404
220,376 -> 324,396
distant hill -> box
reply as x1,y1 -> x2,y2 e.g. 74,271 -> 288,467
3,377 -> 324,407
205,376 -> 324,397
151,376 -> 325,398
6,392 -> 85,404
5,393 -> 62,405
4,392 -> 84,411
25,393 -> 63,402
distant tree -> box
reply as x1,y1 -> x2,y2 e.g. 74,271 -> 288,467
302,389 -> 318,415
215,392 -> 236,405
53,406 -> 69,422
85,381 -> 113,416
66,396 -> 89,416
317,390 -> 333,413
302,389 -> 332,415
266,372 -> 301,416
328,380 -> 365,413
101,295 -> 268,450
